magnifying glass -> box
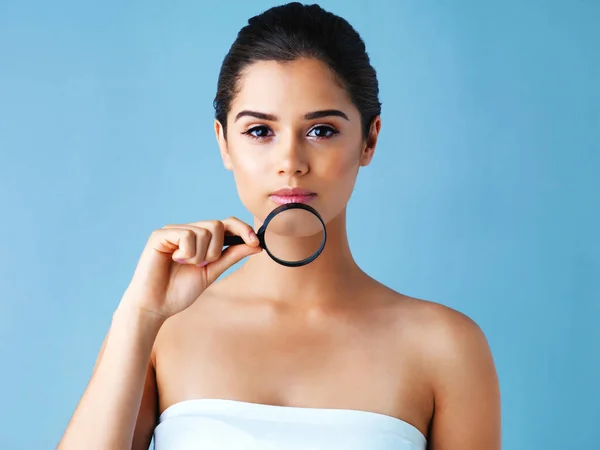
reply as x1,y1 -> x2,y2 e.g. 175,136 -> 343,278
223,203 -> 327,267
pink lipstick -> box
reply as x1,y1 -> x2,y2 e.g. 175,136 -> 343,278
269,187 -> 317,205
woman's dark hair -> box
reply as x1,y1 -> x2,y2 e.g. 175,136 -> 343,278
213,2 -> 381,141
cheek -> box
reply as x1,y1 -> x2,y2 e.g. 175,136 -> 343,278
321,148 -> 360,187
232,155 -> 263,181
228,146 -> 269,213
229,140 -> 266,180
316,148 -> 361,219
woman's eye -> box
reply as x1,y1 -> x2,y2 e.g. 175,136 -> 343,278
243,125 -> 338,140
244,126 -> 272,139
308,125 -> 338,139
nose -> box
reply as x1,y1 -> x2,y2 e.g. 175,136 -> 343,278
276,133 -> 309,177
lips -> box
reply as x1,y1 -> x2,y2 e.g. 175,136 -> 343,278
269,187 -> 316,205
271,187 -> 315,196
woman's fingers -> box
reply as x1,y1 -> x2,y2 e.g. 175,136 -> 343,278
221,216 -> 260,246
161,217 -> 259,266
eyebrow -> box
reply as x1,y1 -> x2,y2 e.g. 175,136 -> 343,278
234,109 -> 349,122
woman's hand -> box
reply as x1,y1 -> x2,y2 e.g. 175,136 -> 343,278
120,217 -> 262,320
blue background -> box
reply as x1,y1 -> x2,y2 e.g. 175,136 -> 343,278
1,1 -> 598,448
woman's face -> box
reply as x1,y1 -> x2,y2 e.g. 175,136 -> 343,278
215,57 -> 380,226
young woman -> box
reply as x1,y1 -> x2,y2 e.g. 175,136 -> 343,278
59,3 -> 501,449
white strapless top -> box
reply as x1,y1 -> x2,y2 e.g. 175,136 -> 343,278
153,398 -> 427,450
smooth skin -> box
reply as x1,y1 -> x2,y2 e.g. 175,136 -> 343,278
58,57 -> 501,450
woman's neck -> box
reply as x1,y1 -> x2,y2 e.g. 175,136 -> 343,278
231,207 -> 367,309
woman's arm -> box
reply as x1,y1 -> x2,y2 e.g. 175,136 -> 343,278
58,298 -> 165,450
426,307 -> 502,450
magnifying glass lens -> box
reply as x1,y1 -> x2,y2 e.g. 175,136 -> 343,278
263,207 -> 325,264
222,203 -> 327,267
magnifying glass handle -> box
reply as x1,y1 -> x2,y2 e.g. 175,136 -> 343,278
223,235 -> 245,246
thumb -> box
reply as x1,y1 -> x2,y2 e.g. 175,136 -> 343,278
206,244 -> 262,283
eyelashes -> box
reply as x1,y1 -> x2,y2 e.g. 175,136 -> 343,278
242,126 -> 272,139
241,125 -> 339,141
308,125 -> 340,139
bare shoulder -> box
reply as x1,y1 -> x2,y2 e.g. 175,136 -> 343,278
402,294 -> 490,352
386,288 -> 498,381
382,287 -> 501,448
365,281 -> 497,377
371,281 -> 484,334
375,283 -> 493,356
406,295 -> 497,383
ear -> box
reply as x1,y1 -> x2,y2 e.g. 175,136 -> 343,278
359,116 -> 381,167
214,119 -> 232,170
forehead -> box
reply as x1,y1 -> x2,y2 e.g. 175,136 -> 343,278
229,58 -> 357,120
